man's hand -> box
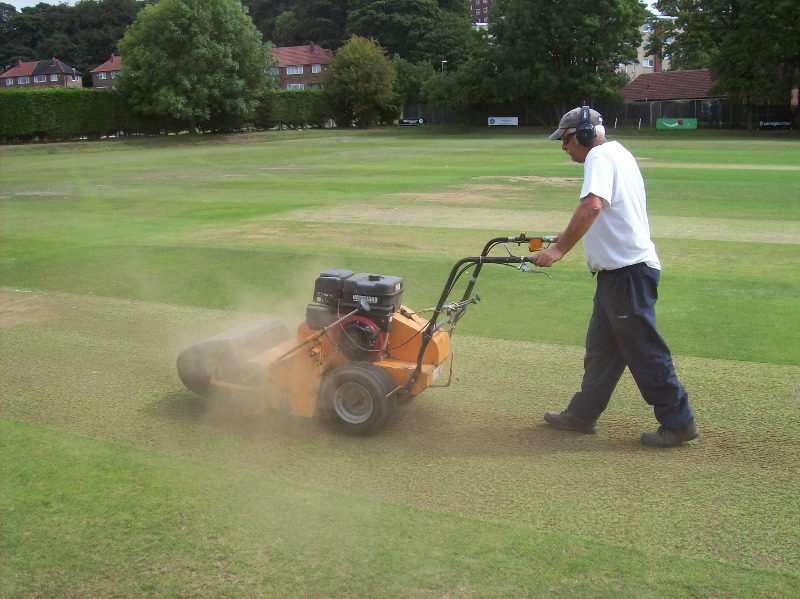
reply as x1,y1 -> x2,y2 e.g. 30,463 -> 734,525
533,245 -> 565,267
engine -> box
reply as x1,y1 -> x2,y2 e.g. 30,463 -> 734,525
306,268 -> 404,360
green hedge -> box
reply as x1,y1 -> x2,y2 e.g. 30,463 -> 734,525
254,89 -> 332,128
0,88 -> 122,141
0,87 -> 335,142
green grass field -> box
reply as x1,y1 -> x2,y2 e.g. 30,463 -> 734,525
1,128 -> 799,597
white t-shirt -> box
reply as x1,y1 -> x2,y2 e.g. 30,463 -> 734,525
580,141 -> 660,272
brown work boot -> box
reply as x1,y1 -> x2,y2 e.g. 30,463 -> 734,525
641,421 -> 700,448
544,409 -> 598,434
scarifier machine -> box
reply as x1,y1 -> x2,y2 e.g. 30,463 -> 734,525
177,234 -> 554,435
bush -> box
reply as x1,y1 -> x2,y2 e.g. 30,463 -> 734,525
254,89 -> 332,129
0,88 -> 206,142
0,87 -> 334,142
325,36 -> 399,127
117,0 -> 268,133
0,88 -> 122,142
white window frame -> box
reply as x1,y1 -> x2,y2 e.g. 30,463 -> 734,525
286,65 -> 303,75
17,76 -> 29,84
642,58 -> 655,68
50,73 -> 58,81
34,74 -> 47,83
98,72 -> 108,80
5,77 -> 13,86
286,83 -> 305,90
311,63 -> 321,74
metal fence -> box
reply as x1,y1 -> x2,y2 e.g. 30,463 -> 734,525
608,99 -> 730,128
404,98 -> 795,130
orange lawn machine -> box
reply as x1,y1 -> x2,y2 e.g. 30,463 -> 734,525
177,234 -> 554,435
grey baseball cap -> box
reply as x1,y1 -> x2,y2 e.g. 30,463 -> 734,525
548,107 -> 603,140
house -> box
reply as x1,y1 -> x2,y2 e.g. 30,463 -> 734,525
90,54 -> 123,88
2,58 -> 82,88
622,69 -> 728,126
619,21 -> 672,80
471,0 -> 493,24
271,44 -> 332,90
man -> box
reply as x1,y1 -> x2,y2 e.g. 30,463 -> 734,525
534,106 -> 699,448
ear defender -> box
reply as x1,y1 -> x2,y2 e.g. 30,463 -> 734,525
575,105 -> 596,148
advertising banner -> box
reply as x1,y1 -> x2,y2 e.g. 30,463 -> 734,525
656,118 -> 698,129
488,117 -> 519,126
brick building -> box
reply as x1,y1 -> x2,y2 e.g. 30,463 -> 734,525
620,21 -> 672,80
2,58 -> 82,88
90,54 -> 123,88
271,44 -> 332,90
471,0 -> 493,23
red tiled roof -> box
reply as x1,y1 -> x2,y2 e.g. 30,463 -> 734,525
33,57 -> 80,76
272,44 -> 332,68
1,60 -> 38,78
2,58 -> 80,78
622,69 -> 727,102
91,54 -> 123,73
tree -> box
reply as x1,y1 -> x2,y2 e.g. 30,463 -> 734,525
271,0 -> 348,49
655,0 -> 800,127
0,2 -> 15,41
118,0 -> 269,132
1,3 -> 74,66
416,6 -> 479,70
324,35 -> 399,127
422,31 -> 502,123
0,0 -> 142,81
0,3 -> 34,69
489,0 -> 647,118
647,3 -> 714,70
241,0 -> 291,44
347,0 -> 440,61
72,0 -> 141,74
236,1 -> 476,70
393,55 -> 434,108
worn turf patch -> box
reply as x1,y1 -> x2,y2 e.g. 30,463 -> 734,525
1,289 -> 798,579
4,417 -> 798,598
268,202 -> 800,244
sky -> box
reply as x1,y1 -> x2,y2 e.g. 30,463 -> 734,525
8,0 -> 76,10
8,0 -> 660,11
8,0 -> 77,8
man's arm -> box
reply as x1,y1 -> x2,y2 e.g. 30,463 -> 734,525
533,193 -> 604,267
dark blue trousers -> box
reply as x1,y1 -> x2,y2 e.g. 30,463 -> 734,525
567,263 -> 694,429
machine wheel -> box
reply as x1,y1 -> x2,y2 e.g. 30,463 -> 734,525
320,362 -> 396,436
176,348 -> 230,397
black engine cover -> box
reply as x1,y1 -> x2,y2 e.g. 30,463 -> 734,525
306,269 -> 404,331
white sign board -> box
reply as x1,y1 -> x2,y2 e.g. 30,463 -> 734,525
488,116 -> 519,126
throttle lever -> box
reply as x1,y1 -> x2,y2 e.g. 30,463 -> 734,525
518,260 -> 552,277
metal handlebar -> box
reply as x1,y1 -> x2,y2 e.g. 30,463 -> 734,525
404,234 -> 554,393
